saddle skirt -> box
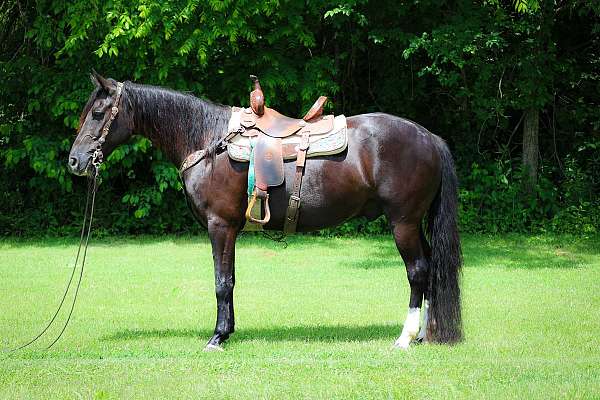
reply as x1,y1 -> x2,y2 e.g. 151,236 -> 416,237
227,108 -> 348,162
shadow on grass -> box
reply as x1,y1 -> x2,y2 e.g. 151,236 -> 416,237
343,242 -> 399,269
342,234 -> 598,270
462,234 -> 596,269
328,234 -> 599,270
101,324 -> 400,343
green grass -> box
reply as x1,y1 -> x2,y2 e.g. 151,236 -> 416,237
1,234 -> 599,399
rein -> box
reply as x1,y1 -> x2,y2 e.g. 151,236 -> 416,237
5,83 -> 124,353
6,170 -> 99,353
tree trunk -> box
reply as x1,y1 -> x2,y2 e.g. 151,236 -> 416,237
522,108 -> 539,193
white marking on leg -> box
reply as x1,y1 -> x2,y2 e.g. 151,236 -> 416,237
203,343 -> 224,352
394,307 -> 421,349
417,299 -> 429,341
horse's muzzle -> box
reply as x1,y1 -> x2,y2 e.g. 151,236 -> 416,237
67,154 -> 92,176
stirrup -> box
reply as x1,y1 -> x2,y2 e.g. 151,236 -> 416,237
245,190 -> 271,225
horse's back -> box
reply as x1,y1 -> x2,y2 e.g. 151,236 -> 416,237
347,113 -> 441,165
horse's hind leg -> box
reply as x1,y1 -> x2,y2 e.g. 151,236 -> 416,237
416,227 -> 431,342
391,222 -> 429,349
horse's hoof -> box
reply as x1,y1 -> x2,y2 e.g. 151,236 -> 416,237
415,335 -> 429,344
203,343 -> 224,352
392,337 -> 412,350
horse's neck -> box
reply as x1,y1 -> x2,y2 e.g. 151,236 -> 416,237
125,83 -> 231,167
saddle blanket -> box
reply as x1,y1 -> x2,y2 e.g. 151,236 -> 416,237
227,112 -> 348,162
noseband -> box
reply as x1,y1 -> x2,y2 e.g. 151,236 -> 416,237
92,81 -> 124,169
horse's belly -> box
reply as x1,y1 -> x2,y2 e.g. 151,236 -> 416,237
263,149 -> 373,232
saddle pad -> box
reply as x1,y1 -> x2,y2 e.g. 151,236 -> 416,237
228,115 -> 347,162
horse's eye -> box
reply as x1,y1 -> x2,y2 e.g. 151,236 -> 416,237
92,110 -> 104,120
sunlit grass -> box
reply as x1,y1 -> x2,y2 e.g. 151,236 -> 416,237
1,234 -> 599,399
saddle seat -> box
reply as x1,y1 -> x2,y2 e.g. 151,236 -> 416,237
244,107 -> 302,138
248,74 -> 328,131
241,99 -> 331,138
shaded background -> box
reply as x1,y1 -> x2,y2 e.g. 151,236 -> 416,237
1,0 -> 598,236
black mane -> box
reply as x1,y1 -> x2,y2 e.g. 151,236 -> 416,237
123,82 -> 231,165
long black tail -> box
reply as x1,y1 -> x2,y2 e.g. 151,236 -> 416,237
427,136 -> 463,343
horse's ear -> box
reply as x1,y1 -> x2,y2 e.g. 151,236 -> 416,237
90,69 -> 101,87
90,69 -> 115,92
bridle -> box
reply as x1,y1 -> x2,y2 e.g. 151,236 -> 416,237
92,81 -> 124,169
3,82 -> 124,354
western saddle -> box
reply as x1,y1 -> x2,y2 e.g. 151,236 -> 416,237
180,75 -> 347,233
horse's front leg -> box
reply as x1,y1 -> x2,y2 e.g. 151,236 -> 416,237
205,219 -> 238,351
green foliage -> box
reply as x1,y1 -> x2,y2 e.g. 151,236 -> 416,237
512,0 -> 540,14
0,0 -> 598,236
550,141 -> 600,234
458,160 -> 558,233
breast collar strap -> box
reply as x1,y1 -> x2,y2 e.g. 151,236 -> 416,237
179,127 -> 243,175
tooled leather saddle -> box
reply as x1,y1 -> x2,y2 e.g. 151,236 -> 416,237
181,75 -> 348,233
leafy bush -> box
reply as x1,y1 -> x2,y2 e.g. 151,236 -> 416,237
1,0 -> 598,237
458,161 -> 554,233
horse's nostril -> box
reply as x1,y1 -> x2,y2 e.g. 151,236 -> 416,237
68,157 -> 78,169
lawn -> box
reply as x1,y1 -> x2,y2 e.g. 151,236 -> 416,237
1,234 -> 599,399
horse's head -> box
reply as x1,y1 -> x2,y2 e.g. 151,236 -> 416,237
68,71 -> 133,176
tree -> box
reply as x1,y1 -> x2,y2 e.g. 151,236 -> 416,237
522,108 -> 539,189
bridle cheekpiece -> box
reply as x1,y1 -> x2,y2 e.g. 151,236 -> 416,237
92,81 -> 124,170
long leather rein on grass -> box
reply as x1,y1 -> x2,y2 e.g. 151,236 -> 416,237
6,168 -> 98,353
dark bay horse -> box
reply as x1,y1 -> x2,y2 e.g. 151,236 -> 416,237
68,72 -> 462,351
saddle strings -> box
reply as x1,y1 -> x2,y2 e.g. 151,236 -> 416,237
5,168 -> 99,353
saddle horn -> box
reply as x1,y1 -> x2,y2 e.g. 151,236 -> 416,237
249,75 -> 265,116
